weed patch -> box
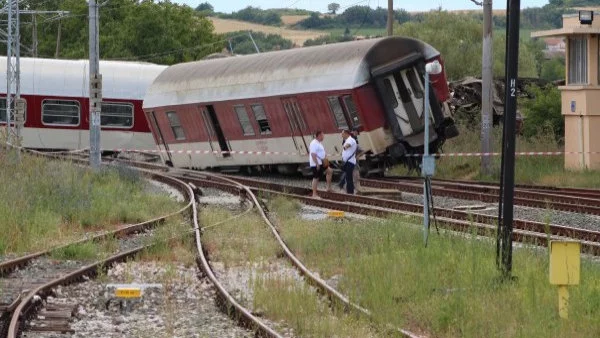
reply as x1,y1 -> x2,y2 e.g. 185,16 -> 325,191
0,151 -> 182,254
272,207 -> 600,338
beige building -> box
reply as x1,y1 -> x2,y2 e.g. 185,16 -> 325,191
533,12 -> 600,169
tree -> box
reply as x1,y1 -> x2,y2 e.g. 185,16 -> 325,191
195,2 -> 214,15
328,3 -> 340,14
12,0 -> 219,65
395,11 -> 539,80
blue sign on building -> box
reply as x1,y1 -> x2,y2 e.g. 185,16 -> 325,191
571,100 -> 576,113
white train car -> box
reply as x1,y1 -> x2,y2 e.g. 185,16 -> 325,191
0,57 -> 166,151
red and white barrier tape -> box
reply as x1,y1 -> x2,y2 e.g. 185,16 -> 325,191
111,149 -> 599,158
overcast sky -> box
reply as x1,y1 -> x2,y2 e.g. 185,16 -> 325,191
175,0 -> 550,13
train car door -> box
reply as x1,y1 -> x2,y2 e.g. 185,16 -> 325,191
381,67 -> 427,136
281,98 -> 308,155
201,105 -> 231,158
145,111 -> 173,165
401,67 -> 431,125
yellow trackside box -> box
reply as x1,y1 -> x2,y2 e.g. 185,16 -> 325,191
328,210 -> 345,218
549,241 -> 581,285
115,287 -> 142,299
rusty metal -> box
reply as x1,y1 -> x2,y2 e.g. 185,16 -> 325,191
4,152 -> 281,338
176,173 -> 600,256
360,178 -> 600,215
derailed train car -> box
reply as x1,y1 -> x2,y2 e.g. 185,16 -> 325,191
143,36 -> 459,175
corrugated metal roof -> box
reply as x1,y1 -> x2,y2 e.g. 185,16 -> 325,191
0,57 -> 167,100
143,36 -> 439,109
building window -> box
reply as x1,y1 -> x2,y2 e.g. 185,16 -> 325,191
101,102 -> 133,128
250,104 -> 271,134
568,37 -> 588,85
341,95 -> 361,128
42,99 -> 80,126
234,105 -> 255,136
166,111 -> 185,140
382,79 -> 399,109
327,97 -> 349,129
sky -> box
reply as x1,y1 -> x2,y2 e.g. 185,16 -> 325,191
175,0 -> 550,13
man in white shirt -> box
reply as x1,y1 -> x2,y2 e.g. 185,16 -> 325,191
309,131 -> 333,198
340,129 -> 357,194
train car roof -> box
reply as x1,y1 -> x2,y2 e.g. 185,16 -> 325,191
143,36 -> 439,109
0,57 -> 167,100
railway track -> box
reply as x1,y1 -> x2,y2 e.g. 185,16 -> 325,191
1,152 -> 283,338
361,177 -> 600,216
173,172 -> 600,256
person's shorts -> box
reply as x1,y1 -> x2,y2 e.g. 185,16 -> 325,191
311,166 -> 326,179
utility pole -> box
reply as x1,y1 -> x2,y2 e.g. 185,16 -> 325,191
248,31 -> 260,53
55,18 -> 61,58
89,0 -> 102,168
32,14 -> 37,57
387,0 -> 394,36
481,0 -> 493,175
5,0 -> 22,147
497,0 -> 520,280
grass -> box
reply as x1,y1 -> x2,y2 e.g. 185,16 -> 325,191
139,216 -> 196,266
270,201 -> 600,338
275,201 -> 600,337
391,126 -> 600,188
199,204 -> 377,337
0,149 -> 183,254
252,275 -> 376,337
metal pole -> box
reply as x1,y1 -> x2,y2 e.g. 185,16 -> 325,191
498,0 -> 521,279
15,0 -> 21,143
89,0 -> 101,168
481,0 -> 493,175
6,0 -> 13,145
32,14 -> 37,57
387,0 -> 394,36
248,32 -> 260,53
55,18 -> 61,58
423,69 -> 430,244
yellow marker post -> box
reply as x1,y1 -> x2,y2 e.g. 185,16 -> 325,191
549,240 -> 581,319
327,210 -> 345,218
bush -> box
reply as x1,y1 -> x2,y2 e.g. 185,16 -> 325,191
224,31 -> 294,54
521,84 -> 563,142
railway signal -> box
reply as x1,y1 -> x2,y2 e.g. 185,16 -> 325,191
422,60 -> 442,246
497,0 -> 520,280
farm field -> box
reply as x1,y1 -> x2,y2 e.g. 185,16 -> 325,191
209,17 -> 327,46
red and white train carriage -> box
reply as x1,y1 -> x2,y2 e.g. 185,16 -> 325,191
0,57 -> 166,151
143,37 -> 459,175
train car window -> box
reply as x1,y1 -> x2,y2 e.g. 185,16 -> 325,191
406,68 -> 424,99
166,111 -> 186,140
42,99 -> 80,126
234,105 -> 255,136
382,79 -> 399,109
101,102 -> 133,128
0,99 -> 22,123
341,95 -> 361,128
327,97 -> 349,129
250,104 -> 271,135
